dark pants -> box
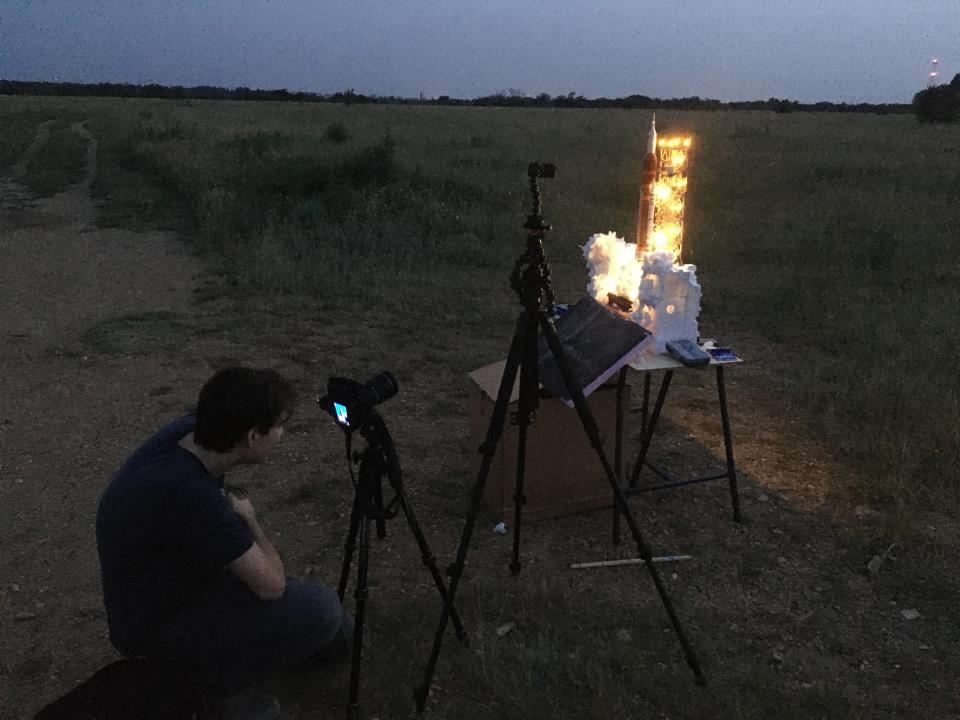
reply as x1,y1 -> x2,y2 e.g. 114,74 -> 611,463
139,575 -> 353,696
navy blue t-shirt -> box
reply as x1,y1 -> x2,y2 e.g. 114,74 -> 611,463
96,415 -> 254,654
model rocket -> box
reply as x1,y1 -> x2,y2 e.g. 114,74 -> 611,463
635,114 -> 658,258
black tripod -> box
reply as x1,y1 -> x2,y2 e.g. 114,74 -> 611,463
336,409 -> 465,720
414,163 -> 704,713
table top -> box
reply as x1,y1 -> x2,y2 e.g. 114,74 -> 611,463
627,344 -> 742,372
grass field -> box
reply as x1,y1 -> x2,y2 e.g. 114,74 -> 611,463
5,93 -> 956,503
3,94 -> 960,719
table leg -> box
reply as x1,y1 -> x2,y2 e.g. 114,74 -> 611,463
612,367 -> 627,545
716,365 -> 743,522
629,370 -> 673,488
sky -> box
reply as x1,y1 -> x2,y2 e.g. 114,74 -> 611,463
0,1 -> 957,104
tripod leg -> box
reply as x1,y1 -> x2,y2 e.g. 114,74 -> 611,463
414,316 -> 528,713
338,489 -> 362,601
391,483 -> 467,642
347,511 -> 372,720
539,314 -> 704,683
510,309 -> 539,574
374,478 -> 387,539
510,407 -> 531,575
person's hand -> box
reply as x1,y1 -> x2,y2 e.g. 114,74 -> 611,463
228,493 -> 257,527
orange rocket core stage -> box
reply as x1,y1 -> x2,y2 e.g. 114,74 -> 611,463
635,119 -> 692,262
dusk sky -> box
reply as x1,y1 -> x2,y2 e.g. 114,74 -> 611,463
0,1 -> 956,104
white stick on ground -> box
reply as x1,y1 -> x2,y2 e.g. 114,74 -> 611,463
570,555 -> 692,569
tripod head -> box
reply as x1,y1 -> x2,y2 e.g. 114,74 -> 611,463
511,161 -> 557,314
523,162 -> 555,233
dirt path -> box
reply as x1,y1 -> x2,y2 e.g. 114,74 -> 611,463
0,122 -> 205,717
1,122 -> 199,351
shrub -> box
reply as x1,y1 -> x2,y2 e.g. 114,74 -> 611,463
324,120 -> 350,143
335,135 -> 396,187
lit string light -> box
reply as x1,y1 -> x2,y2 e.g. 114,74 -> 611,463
648,136 -> 692,261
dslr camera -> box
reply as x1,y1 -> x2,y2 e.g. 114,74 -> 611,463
318,371 -> 398,431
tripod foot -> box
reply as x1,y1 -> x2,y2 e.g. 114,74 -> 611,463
413,683 -> 430,714
509,560 -> 521,575
695,671 -> 707,687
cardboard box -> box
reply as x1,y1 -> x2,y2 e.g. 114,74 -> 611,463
467,360 -> 628,522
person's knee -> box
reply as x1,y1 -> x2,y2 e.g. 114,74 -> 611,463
301,612 -> 353,667
281,580 -> 347,651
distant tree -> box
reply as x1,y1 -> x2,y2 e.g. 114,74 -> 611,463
913,82 -> 960,123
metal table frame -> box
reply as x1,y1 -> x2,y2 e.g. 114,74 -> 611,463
612,354 -> 743,544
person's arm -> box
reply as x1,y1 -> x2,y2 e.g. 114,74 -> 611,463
226,494 -> 286,601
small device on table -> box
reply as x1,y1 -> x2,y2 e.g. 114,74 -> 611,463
666,338 -> 711,367
707,347 -> 739,363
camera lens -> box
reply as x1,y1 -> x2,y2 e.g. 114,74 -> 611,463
364,371 -> 398,405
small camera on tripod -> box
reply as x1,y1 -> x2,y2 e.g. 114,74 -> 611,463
317,368 -> 464,718
318,371 -> 398,431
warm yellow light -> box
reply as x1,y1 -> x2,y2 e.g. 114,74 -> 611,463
652,229 -> 669,251
643,133 -> 692,258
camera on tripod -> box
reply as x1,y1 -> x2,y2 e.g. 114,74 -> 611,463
318,371 -> 398,431
316,367 -> 464,719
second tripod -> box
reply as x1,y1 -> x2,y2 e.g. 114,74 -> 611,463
332,406 -> 465,720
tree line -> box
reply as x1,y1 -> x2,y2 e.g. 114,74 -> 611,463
0,78 -> 919,116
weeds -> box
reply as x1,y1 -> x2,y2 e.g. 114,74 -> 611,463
0,106 -> 77,169
21,120 -> 89,196
324,120 -> 350,143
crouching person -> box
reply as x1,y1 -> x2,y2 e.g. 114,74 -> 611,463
96,367 -> 352,719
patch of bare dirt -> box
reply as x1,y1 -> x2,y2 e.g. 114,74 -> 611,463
0,123 -> 209,718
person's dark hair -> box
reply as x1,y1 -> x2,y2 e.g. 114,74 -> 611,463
193,368 -> 298,452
